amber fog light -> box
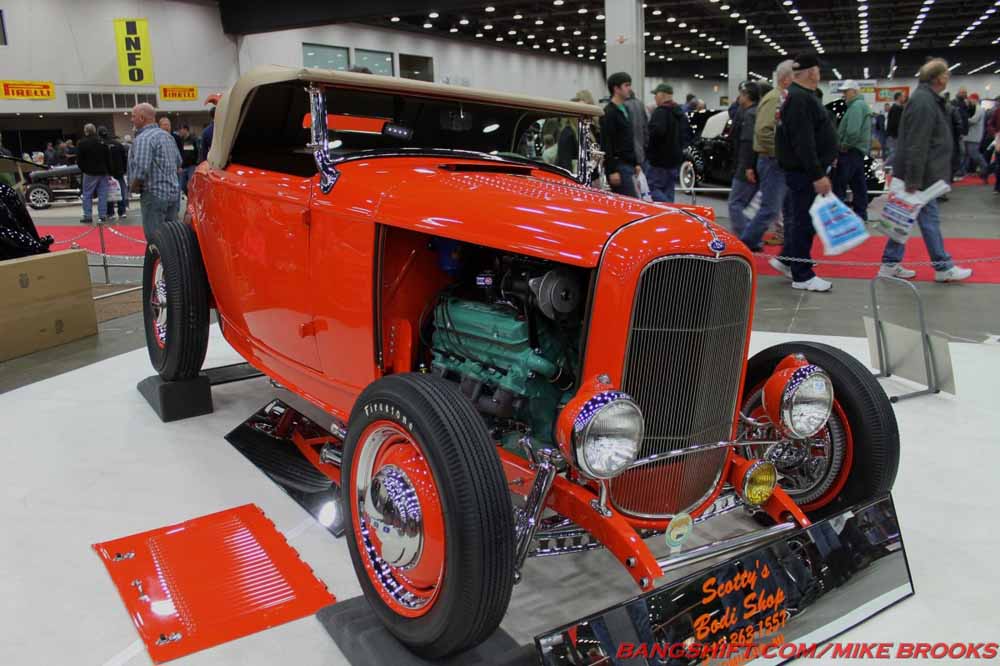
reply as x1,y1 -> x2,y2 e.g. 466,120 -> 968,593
742,460 -> 778,506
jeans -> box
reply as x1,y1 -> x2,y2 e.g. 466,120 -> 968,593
646,164 -> 678,202
833,150 -> 869,221
740,155 -> 791,250
727,176 -> 758,238
81,173 -> 109,221
179,166 -> 196,195
140,191 -> 180,241
884,136 -> 897,165
610,163 -> 638,198
105,175 -> 128,217
881,198 -> 953,271
784,171 -> 820,282
964,141 -> 988,175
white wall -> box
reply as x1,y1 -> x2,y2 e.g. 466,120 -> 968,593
238,23 -> 607,105
0,0 -> 239,113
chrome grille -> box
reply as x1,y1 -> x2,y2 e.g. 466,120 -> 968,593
610,255 -> 752,518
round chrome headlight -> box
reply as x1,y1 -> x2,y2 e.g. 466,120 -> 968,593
781,366 -> 834,439
573,392 -> 644,480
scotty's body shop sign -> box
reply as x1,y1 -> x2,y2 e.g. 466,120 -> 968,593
114,18 -> 154,85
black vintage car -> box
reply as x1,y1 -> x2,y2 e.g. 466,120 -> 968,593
681,101 -> 886,193
25,164 -> 83,210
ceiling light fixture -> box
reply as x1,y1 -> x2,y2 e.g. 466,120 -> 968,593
423,22 -> 433,28
948,61 -> 962,70
949,0 -> 1000,47
967,60 -> 996,74
428,11 -> 439,18
390,16 -> 400,22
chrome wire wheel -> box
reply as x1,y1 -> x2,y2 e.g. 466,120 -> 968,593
742,387 -> 852,510
352,420 -> 446,619
149,257 -> 168,349
679,160 -> 697,190
28,186 -> 51,208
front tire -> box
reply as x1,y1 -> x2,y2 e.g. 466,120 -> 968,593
342,373 -> 515,658
142,221 -> 210,381
25,184 -> 52,209
742,342 -> 899,520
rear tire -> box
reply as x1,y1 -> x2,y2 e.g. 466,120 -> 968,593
342,373 -> 515,659
142,221 -> 210,381
742,342 -> 899,520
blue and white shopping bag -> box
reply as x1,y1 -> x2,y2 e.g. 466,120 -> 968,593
809,193 -> 869,256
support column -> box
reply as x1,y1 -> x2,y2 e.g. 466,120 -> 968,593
727,24 -> 748,103
604,0 -> 645,98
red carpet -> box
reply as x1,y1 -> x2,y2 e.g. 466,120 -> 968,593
756,237 -> 1000,283
951,173 -> 997,187
37,224 -> 147,257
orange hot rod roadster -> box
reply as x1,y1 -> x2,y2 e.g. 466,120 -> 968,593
142,66 -> 899,658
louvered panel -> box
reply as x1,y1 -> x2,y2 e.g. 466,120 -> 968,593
93,504 -> 335,663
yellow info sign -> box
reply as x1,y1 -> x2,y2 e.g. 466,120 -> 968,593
114,18 -> 154,85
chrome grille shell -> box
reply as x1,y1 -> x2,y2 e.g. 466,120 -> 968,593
609,255 -> 753,519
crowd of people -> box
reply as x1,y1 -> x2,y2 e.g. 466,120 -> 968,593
595,55 -> 994,290
68,105 -> 215,236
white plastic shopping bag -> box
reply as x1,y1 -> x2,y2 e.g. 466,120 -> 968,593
636,170 -> 653,202
869,179 -> 950,244
106,177 -> 122,203
809,193 -> 869,255
742,190 -> 763,219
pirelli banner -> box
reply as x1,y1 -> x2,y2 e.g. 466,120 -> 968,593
114,18 -> 154,85
160,85 -> 199,102
0,81 -> 56,100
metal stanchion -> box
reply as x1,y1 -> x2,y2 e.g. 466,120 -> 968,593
97,221 -> 110,284
869,275 -> 940,403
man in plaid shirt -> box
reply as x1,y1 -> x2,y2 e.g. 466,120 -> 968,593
128,103 -> 181,239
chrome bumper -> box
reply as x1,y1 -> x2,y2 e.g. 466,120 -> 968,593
657,521 -> 796,575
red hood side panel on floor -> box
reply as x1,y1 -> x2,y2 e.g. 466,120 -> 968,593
93,504 -> 334,663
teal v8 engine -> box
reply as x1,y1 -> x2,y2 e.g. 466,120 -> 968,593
425,243 -> 588,452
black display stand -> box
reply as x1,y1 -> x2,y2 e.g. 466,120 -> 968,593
316,598 -> 537,666
138,362 -> 263,423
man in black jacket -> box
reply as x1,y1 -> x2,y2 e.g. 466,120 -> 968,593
101,127 -> 129,220
76,123 -> 110,224
600,72 -> 639,197
775,53 -> 838,292
726,82 -> 762,238
886,92 -> 905,163
646,83 -> 690,202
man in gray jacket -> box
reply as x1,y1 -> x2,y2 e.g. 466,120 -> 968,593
878,59 -> 972,282
624,90 -> 649,190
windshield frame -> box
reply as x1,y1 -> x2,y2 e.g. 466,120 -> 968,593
307,83 -> 592,190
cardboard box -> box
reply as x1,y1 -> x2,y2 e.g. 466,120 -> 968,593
0,249 -> 98,362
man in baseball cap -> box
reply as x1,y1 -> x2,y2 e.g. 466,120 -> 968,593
646,83 -> 691,202
775,53 -> 838,291
833,79 -> 872,224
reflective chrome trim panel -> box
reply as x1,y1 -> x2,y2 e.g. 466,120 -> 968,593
611,254 -> 753,519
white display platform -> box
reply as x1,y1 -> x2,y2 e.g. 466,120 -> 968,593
0,328 -> 997,665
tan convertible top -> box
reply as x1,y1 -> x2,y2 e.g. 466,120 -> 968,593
206,65 -> 603,169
